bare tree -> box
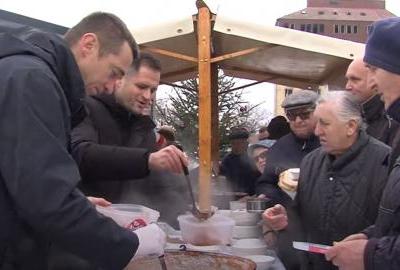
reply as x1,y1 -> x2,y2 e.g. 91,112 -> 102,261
154,74 -> 268,155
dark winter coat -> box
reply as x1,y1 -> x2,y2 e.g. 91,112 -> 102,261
294,131 -> 390,270
363,160 -> 400,270
220,152 -> 260,196
71,94 -> 189,228
387,97 -> 400,124
0,21 -> 137,270
256,132 -> 320,205
71,94 -> 156,202
363,94 -> 400,165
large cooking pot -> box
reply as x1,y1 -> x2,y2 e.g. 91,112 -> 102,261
125,251 -> 256,270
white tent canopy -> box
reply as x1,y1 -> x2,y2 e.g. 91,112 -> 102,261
134,8 -> 364,89
1,1 -> 366,214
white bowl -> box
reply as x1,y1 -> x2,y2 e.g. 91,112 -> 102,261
232,238 -> 268,256
217,209 -> 232,217
244,255 -> 275,270
230,210 -> 260,226
233,225 -> 261,239
178,214 -> 234,246
229,201 -> 247,210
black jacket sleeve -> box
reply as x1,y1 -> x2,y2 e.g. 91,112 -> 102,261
365,236 -> 400,270
71,115 -> 151,182
0,69 -> 138,269
256,161 -> 289,204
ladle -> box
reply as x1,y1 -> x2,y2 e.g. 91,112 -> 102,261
173,142 -> 213,220
182,164 -> 213,220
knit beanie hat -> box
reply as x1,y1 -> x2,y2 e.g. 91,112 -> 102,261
364,17 -> 400,75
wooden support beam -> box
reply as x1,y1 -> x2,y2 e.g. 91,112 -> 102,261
161,66 -> 197,81
211,64 -> 219,175
218,79 -> 273,95
197,4 -> 212,213
223,64 -> 319,84
141,45 -> 198,63
160,81 -> 196,92
211,45 -> 276,63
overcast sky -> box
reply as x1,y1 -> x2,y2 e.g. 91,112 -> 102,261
2,0 -> 399,115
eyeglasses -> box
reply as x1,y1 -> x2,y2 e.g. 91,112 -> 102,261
253,151 -> 267,162
286,109 -> 314,121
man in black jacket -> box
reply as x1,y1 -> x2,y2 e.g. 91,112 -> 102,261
325,17 -> 400,270
71,53 -> 188,226
0,12 -> 166,270
346,57 -> 400,162
264,91 -> 390,270
256,90 -> 320,205
220,128 -> 260,195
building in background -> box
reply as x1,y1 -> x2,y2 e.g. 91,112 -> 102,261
276,0 -> 394,43
274,0 -> 395,115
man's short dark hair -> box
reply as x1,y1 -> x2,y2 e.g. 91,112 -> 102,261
128,52 -> 162,75
228,127 -> 249,140
259,126 -> 268,133
64,12 -> 139,59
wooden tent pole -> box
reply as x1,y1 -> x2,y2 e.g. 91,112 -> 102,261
211,64 -> 219,176
197,3 -> 212,213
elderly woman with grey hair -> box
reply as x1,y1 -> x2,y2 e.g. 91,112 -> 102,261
263,91 -> 391,270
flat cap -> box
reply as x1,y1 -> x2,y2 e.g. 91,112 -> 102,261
281,90 -> 318,110
228,128 -> 249,140
248,139 -> 276,155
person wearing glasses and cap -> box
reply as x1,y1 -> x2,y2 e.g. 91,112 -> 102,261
255,90 -> 320,270
248,140 -> 276,174
256,90 -> 320,205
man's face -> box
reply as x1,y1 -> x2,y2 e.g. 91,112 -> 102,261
314,102 -> 357,156
230,139 -> 248,154
258,130 -> 269,141
285,106 -> 317,139
345,59 -> 375,103
252,147 -> 268,173
366,64 -> 400,109
77,34 -> 133,96
115,66 -> 160,115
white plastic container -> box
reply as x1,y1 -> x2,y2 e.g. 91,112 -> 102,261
96,204 -> 159,230
178,213 -> 234,246
230,200 -> 247,210
230,209 -> 260,226
233,225 -> 262,239
232,238 -> 268,256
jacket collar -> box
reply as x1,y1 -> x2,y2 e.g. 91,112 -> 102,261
328,130 -> 369,171
387,97 -> 400,123
362,94 -> 384,124
293,133 -> 320,152
93,94 -> 155,129
0,22 -> 86,128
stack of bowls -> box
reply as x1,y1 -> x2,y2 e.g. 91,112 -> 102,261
225,200 -> 276,270
231,210 -> 261,239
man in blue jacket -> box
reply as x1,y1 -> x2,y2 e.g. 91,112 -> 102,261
0,12 -> 168,269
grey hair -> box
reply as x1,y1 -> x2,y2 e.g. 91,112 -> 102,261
317,91 -> 366,130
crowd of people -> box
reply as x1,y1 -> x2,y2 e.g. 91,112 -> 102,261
260,17 -> 400,270
1,8 -> 400,270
